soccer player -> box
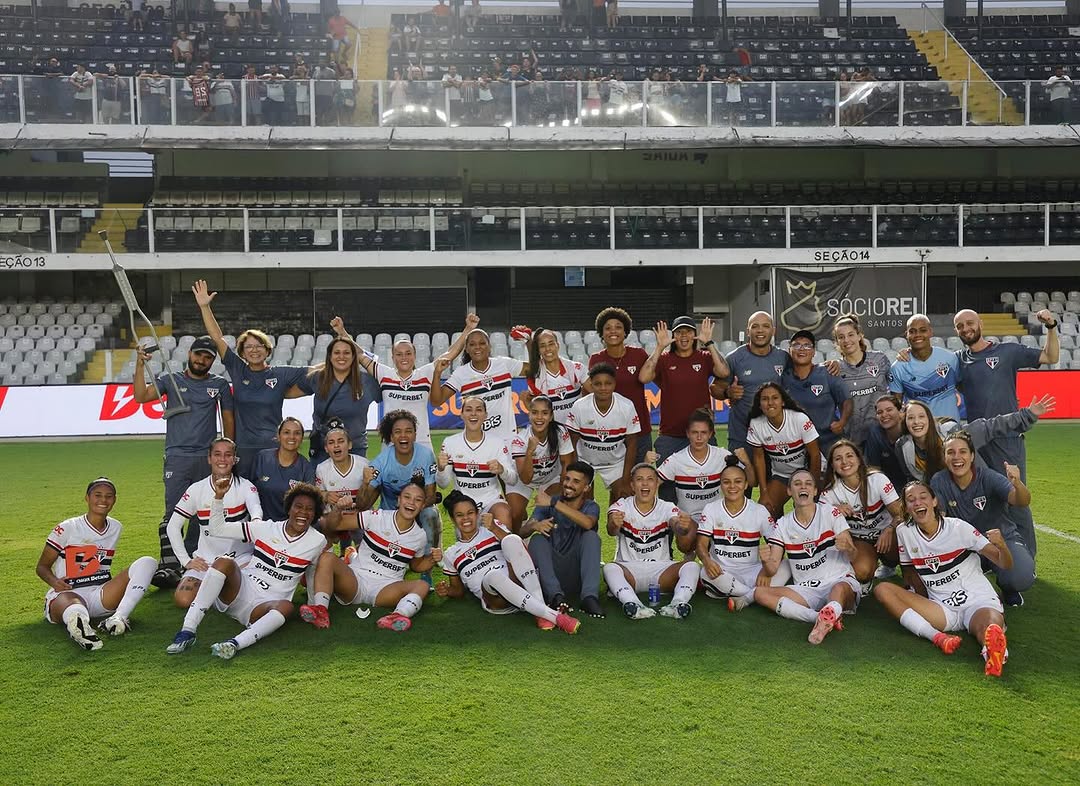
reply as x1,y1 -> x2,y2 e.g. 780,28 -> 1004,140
755,470 -> 860,644
565,363 -> 641,499
590,306 -> 652,463
649,407 -> 752,516
37,478 -> 157,651
166,481 -> 328,658
132,336 -> 233,588
780,329 -> 851,455
523,462 -> 606,618
820,439 -> 903,587
299,480 -> 437,631
522,328 -> 590,421
436,491 -> 581,634
166,437 -> 263,608
430,328 -> 530,445
862,394 -> 907,489
315,421 -> 371,534
831,314 -> 891,450
874,481 -> 1011,676
250,417 -> 315,521
696,456 -> 790,612
746,382 -> 821,517
506,395 -> 576,529
437,396 -> 517,528
721,311 -> 790,454
930,431 -> 1036,607
889,314 -> 960,421
603,464 -> 700,620
193,280 -> 308,479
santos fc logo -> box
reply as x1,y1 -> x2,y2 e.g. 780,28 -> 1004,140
780,274 -> 919,334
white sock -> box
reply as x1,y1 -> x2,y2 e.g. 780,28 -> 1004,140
500,534 -> 544,598
393,592 -> 423,618
775,597 -> 818,623
482,568 -> 557,623
603,563 -> 639,606
705,571 -> 750,597
900,608 -> 941,642
824,600 -> 843,618
181,566 -> 226,632
233,609 -> 285,650
672,561 -> 700,605
61,604 -> 88,627
113,555 -> 156,619
312,592 -> 330,609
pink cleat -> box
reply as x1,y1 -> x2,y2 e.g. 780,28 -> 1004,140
932,631 -> 962,655
299,603 -> 330,629
376,612 -> 412,632
555,612 -> 581,635
983,623 -> 1008,677
536,616 -> 556,631
808,604 -> 842,645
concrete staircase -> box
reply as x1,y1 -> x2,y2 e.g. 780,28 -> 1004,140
908,30 -> 1023,126
349,27 -> 388,125
76,203 -> 143,253
978,312 -> 1028,337
82,349 -> 135,383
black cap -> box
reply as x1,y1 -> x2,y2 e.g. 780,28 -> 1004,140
790,329 -> 816,345
86,477 -> 116,494
671,315 -> 697,332
190,336 -> 218,357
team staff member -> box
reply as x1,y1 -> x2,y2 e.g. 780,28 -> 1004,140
250,417 -> 315,521
780,329 -> 851,455
831,314 -> 891,449
721,311 -> 790,453
193,280 -> 308,480
889,314 -> 960,421
133,336 -> 234,589
590,307 -> 652,463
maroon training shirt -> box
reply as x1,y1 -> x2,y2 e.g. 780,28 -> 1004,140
588,347 -> 652,438
655,349 -> 714,436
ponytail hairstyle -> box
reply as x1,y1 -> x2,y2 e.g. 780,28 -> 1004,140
528,394 -> 560,461
442,489 -> 479,517
719,452 -> 747,480
832,312 -> 869,353
823,439 -> 870,511
526,328 -> 557,383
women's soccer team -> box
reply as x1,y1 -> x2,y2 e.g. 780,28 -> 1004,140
37,284 -> 1061,679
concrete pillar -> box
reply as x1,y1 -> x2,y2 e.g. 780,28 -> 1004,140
943,0 -> 967,19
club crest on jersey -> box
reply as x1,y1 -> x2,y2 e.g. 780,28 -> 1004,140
774,365 -> 784,377
597,428 -> 610,441
273,550 -> 289,568
923,555 -> 940,572
400,378 -> 411,390
985,357 -> 999,369
935,364 -> 950,379
464,545 -> 477,561
803,540 -> 817,556
481,376 -> 494,391
696,476 -> 710,489
811,385 -> 824,396
725,529 -> 739,544
866,365 -> 878,376
207,388 -> 219,398
973,496 -> 987,511
692,364 -> 702,372
627,365 -> 637,374
773,442 -> 789,455
386,541 -> 402,558
465,461 -> 480,477
265,378 -> 278,389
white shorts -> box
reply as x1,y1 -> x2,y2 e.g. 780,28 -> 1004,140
338,566 -> 399,607
215,574 -> 282,626
593,463 -> 623,489
702,560 -> 791,595
788,573 -> 862,610
504,473 -> 559,499
479,566 -> 521,615
475,496 -> 508,513
616,559 -> 678,592
44,584 -> 112,622
182,554 -> 251,583
934,592 -> 1003,633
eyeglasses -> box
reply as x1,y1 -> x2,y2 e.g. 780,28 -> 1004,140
790,343 -> 814,350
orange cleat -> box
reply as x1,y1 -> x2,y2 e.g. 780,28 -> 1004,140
299,603 -> 330,629
983,623 -> 1008,677
536,616 -> 556,631
932,632 -> 962,655
343,546 -> 357,566
555,612 -> 581,635
376,612 -> 412,632
808,604 -> 841,645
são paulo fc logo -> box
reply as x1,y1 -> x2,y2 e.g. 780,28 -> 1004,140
810,385 -> 824,396
923,555 -> 940,572
973,496 -> 987,510
725,529 -> 739,544
207,388 -> 219,398
774,442 -> 789,454
465,461 -> 480,477
273,550 -> 289,568
386,541 -> 402,558
400,378 -> 411,390
696,476 -> 710,488
481,376 -> 494,390
935,363 -> 950,379
265,378 -> 278,389
597,428 -> 610,441
774,365 -> 784,377
692,364 -> 702,372
986,357 -> 1000,369
803,540 -> 817,556
866,365 -> 878,376
464,546 -> 477,561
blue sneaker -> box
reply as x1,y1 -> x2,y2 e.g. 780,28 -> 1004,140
166,629 -> 197,655
211,639 -> 239,660
1002,590 -> 1024,607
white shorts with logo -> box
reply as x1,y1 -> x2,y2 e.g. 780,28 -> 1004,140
338,566 -> 400,607
933,591 -> 1003,632
182,554 -> 251,584
44,584 -> 112,622
701,560 -> 791,595
475,496 -> 508,513
215,574 -> 281,626
616,559 -> 678,592
788,573 -> 862,610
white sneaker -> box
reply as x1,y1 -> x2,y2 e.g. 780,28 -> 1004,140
622,602 -> 656,620
211,640 -> 238,660
100,615 -> 130,636
66,613 -> 103,651
659,602 -> 692,619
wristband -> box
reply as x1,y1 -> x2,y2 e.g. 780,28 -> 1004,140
1046,319 -> 1058,329
702,340 -> 716,348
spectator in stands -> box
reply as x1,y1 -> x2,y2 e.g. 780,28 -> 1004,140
187,66 -> 213,123
210,71 -> 237,125
464,0 -> 482,26
270,0 -> 292,35
403,17 -> 421,53
475,71 -> 495,123
41,57 -> 66,121
590,0 -> 605,31
293,64 -> 311,126
68,64 -> 94,123
442,65 -> 463,124
138,68 -> 168,124
131,9 -> 145,32
722,70 -> 749,125
95,66 -> 127,124
559,0 -> 574,30
248,0 -> 264,29
388,68 -> 408,120
432,0 -> 450,17
326,10 -> 358,58
261,64 -> 288,125
312,59 -> 338,123
243,64 -> 264,125
849,67 -> 876,125
223,4 -> 243,39
590,307 -> 652,464
388,23 -> 404,55
333,67 -> 357,124
605,0 -> 618,28
172,28 -> 195,69
1044,66 -> 1072,124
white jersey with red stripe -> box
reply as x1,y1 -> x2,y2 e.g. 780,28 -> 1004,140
446,356 -> 525,443
747,411 -> 820,480
438,432 -> 515,507
45,515 -> 122,589
821,472 -> 899,540
897,516 -> 996,606
174,475 -> 261,562
565,392 -> 641,472
510,424 -> 574,489
315,455 -> 370,507
697,498 -> 772,570
240,519 -> 327,601
767,503 -> 853,587
374,360 -> 436,448
610,496 -> 681,563
656,445 -> 736,516
352,508 -> 428,581
440,526 -> 507,600
527,357 -> 587,420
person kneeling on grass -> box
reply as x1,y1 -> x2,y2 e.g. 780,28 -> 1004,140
754,469 -> 860,645
874,481 -> 1011,677
602,463 -> 701,620
299,480 -> 436,632
38,478 -> 157,651
695,455 -> 791,612
166,481 -> 328,659
436,491 -> 581,634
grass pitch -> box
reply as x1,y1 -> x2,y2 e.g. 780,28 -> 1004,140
1,427 -> 1078,785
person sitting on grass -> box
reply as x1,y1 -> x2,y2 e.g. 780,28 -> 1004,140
436,491 -> 581,634
37,478 -> 157,651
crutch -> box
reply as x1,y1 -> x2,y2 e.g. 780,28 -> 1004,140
99,229 -> 191,417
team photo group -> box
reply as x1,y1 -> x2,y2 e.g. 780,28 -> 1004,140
37,279 -> 1062,678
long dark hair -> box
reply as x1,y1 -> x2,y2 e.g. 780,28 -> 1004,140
901,399 -> 946,481
527,328 -> 557,382
528,394 -> 560,461
900,480 -> 941,527
748,381 -> 806,420
309,337 -> 363,401
823,439 -> 871,511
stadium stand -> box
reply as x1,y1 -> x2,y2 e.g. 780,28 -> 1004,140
0,299 -> 120,385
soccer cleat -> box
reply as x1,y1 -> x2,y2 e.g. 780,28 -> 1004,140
151,567 -> 181,590
555,612 -> 581,635
728,593 -> 753,613
1002,590 -> 1024,608
536,616 -> 556,631
100,615 -> 130,636
376,612 -> 412,632
932,632 -> 962,655
874,563 -> 897,580
343,546 -> 357,565
67,614 -> 103,651
659,602 -> 692,619
622,602 -> 656,620
579,596 -> 605,619
983,623 -> 1008,677
211,639 -> 238,660
299,603 -> 330,629
808,605 -> 841,645
166,629 -> 197,654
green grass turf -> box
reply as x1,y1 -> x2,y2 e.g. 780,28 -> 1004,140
1,427 -> 1079,785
